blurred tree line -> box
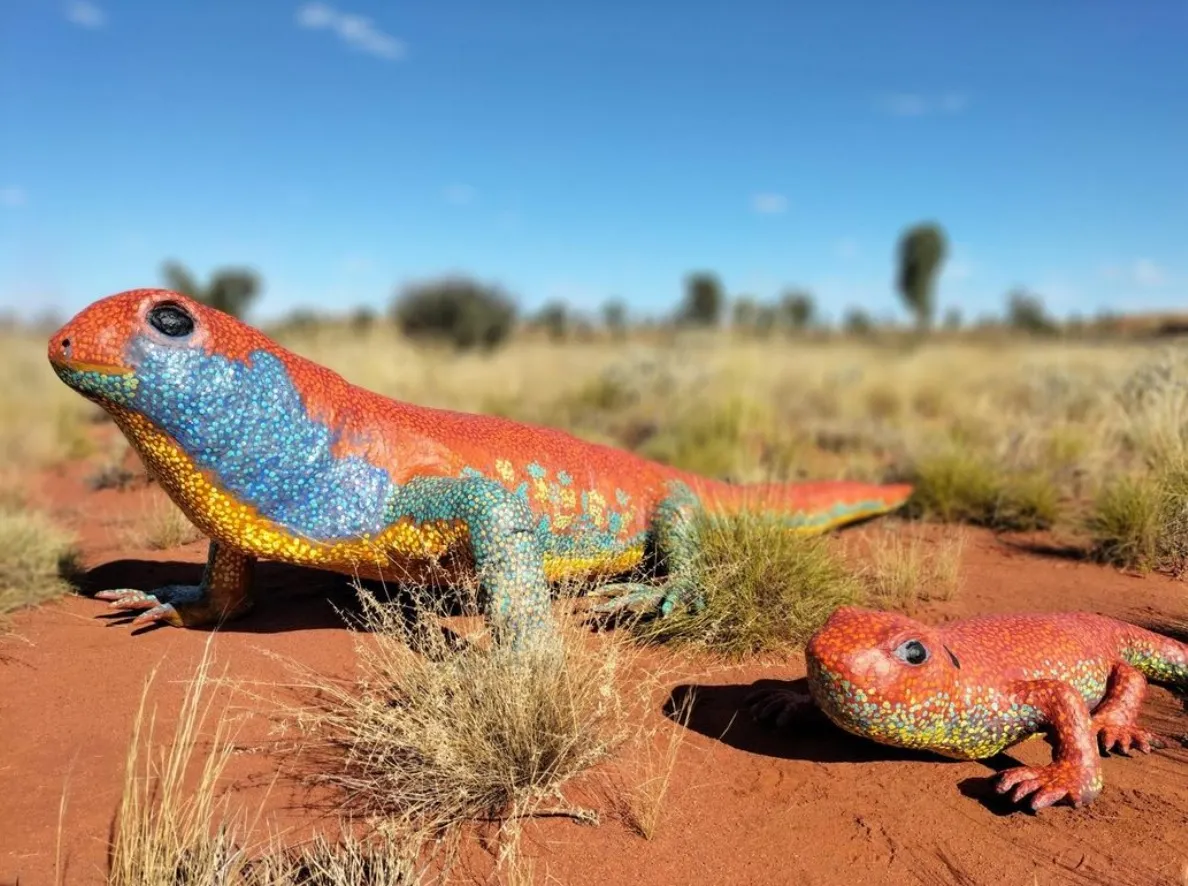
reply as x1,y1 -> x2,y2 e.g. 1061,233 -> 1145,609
153,219 -> 1083,352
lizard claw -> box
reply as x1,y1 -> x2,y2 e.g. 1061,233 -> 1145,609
93,585 -> 202,628
745,686 -> 815,729
995,762 -> 1101,810
1096,724 -> 1168,756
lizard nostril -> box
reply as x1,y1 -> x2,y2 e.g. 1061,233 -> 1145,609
61,338 -> 72,357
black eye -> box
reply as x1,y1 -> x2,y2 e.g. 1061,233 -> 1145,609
148,303 -> 195,338
893,639 -> 930,666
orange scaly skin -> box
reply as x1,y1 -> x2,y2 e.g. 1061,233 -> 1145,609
48,289 -> 912,648
750,606 -> 1188,810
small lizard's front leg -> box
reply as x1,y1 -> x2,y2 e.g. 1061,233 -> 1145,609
97,540 -> 256,628
995,679 -> 1104,810
1091,662 -> 1170,754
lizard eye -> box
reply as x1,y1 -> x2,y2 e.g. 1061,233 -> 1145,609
892,639 -> 930,666
148,302 -> 195,338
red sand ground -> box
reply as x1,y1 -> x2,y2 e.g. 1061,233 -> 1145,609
3,458 -> 1188,886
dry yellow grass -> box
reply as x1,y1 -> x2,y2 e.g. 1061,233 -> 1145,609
0,479 -> 82,621
861,526 -> 965,607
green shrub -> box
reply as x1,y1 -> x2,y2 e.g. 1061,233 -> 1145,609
392,276 -> 518,351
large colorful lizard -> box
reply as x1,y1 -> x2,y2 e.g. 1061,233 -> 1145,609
47,289 -> 912,649
748,605 -> 1188,809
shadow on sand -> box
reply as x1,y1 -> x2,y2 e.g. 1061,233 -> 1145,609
663,676 -> 1036,816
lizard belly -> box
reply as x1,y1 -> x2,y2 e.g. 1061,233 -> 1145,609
113,408 -> 470,575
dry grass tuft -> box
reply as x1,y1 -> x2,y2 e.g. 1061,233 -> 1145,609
103,639 -> 429,886
131,496 -> 204,550
618,688 -> 694,840
107,642 -> 247,886
288,585 -> 639,846
630,513 -> 865,658
1087,462 -> 1188,574
0,484 -> 82,620
861,528 -> 965,607
905,447 -> 1060,531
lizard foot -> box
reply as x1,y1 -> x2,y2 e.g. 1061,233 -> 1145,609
1096,724 -> 1169,756
994,762 -> 1102,810
94,585 -> 238,628
587,578 -> 704,617
745,685 -> 815,729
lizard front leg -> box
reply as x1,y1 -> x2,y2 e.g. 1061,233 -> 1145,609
587,481 -> 704,617
1091,662 -> 1170,754
393,477 -> 556,650
995,679 -> 1104,810
96,540 -> 256,628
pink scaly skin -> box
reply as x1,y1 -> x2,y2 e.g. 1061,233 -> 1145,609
749,606 -> 1188,810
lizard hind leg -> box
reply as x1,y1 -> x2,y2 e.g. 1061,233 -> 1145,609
1091,662 -> 1170,755
588,481 -> 704,618
96,540 -> 256,629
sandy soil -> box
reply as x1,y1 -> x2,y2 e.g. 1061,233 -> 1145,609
2,458 -> 1187,886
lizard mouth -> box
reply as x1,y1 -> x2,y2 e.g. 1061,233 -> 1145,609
50,358 -> 133,377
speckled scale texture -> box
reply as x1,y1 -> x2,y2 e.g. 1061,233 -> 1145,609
800,606 -> 1188,809
48,289 -> 913,647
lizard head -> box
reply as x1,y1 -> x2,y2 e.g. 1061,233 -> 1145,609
47,287 -> 273,421
805,605 -> 966,754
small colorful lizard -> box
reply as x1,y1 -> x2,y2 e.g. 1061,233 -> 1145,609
48,289 -> 912,649
748,605 -> 1188,809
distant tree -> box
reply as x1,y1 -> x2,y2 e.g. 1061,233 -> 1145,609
732,296 -> 758,332
601,298 -> 628,338
843,307 -> 875,336
1006,288 -> 1058,335
391,275 -> 517,351
779,289 -> 816,331
895,222 -> 948,332
679,271 -> 725,327
162,260 -> 261,319
942,306 -> 963,331
753,304 -> 779,337
535,300 -> 570,342
350,305 -> 378,332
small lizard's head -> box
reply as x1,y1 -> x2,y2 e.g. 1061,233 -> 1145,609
805,605 -> 965,753
47,288 -> 271,418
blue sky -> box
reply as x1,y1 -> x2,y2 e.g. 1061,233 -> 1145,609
1,0 -> 1185,323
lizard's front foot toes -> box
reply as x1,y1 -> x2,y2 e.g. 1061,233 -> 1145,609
659,579 -> 703,617
1096,724 -> 1168,755
995,763 -> 1101,810
94,585 -> 205,628
745,686 -> 814,729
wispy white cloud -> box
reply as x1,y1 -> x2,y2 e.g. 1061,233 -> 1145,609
750,193 -> 788,215
0,186 -> 27,208
1132,257 -> 1166,287
65,0 -> 106,28
443,183 -> 476,206
879,92 -> 968,117
295,3 -> 406,61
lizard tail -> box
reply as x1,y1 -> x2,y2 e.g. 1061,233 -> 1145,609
695,479 -> 914,534
1122,623 -> 1188,689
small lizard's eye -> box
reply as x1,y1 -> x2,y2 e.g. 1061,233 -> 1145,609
148,302 -> 195,338
892,639 -> 930,666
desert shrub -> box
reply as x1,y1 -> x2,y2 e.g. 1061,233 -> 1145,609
906,449 -> 1059,531
290,587 -> 634,839
0,486 -> 81,620
391,276 -> 517,352
1088,463 -> 1188,573
629,513 -> 865,658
